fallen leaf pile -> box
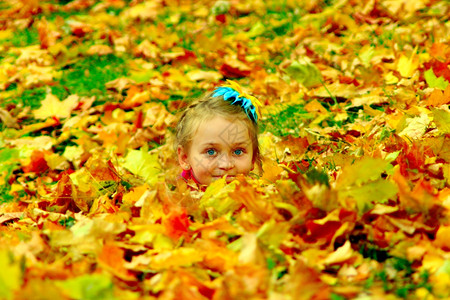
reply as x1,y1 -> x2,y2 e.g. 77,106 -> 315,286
1,0 -> 450,299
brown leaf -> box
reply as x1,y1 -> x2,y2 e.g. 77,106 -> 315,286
69,20 -> 93,38
37,17 -> 60,49
219,57 -> 252,78
0,212 -> 24,224
0,108 -> 19,129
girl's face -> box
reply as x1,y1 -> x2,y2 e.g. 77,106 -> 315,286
178,115 -> 254,185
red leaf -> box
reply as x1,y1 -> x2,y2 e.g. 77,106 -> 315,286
219,62 -> 251,78
424,60 -> 450,82
305,220 -> 341,244
164,208 -> 191,241
338,75 -> 360,86
23,150 -> 49,174
134,109 -> 143,130
215,14 -> 227,24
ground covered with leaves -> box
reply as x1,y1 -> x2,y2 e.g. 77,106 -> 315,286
0,0 -> 450,299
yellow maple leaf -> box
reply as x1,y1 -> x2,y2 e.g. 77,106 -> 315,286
186,69 -> 223,82
147,248 -> 203,271
322,240 -> 360,266
33,93 -> 79,120
398,113 -> 430,140
397,53 -> 419,78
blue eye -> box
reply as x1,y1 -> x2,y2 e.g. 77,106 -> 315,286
234,149 -> 244,155
206,149 -> 217,156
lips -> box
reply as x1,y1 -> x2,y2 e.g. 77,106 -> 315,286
212,174 -> 237,182
213,174 -> 236,178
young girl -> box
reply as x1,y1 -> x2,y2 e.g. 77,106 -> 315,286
175,80 -> 262,187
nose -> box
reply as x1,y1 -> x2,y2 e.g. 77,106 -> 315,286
218,154 -> 234,170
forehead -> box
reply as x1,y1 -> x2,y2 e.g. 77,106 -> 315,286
193,115 -> 251,146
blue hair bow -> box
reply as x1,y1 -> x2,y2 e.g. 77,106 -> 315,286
212,82 -> 261,123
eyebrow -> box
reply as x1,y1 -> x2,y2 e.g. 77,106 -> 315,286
200,141 -> 250,148
231,142 -> 251,147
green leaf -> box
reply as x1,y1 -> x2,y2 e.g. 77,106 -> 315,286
211,0 -> 230,15
247,22 -> 266,38
437,260 -> 450,275
256,219 -> 290,249
266,257 -> 276,270
433,108 -> 450,134
285,58 -> 323,88
129,70 -> 155,83
330,294 -> 346,300
55,274 -> 115,300
0,148 -> 20,199
339,179 -> 398,214
359,46 -> 375,68
0,148 -> 19,174
425,69 -> 449,90
336,158 -> 391,188
306,168 -> 330,187
336,157 -> 397,213
385,151 -> 401,163
122,148 -> 161,184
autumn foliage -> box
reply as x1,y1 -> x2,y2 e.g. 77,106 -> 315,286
0,0 -> 450,299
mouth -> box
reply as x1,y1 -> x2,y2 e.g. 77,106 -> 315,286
212,174 -> 236,181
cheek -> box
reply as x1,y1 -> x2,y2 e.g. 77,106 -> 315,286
191,155 -> 216,172
237,156 -> 254,173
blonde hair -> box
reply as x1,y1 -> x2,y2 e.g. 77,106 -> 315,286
175,91 -> 262,170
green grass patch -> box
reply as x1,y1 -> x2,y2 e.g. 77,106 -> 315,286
0,147 -> 20,203
44,10 -> 88,21
9,27 -> 40,47
1,87 -> 47,110
360,244 -> 432,298
58,216 -> 76,228
1,54 -> 129,109
57,54 -> 129,103
261,103 -> 313,137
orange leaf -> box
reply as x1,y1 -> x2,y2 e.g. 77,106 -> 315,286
229,180 -> 280,222
86,44 -> 113,56
304,99 -> 329,114
393,170 -> 438,213
85,158 -> 121,182
121,86 -> 149,109
37,17 -> 52,49
429,42 -> 450,61
286,260 -> 331,300
164,208 -> 191,241
426,85 -> 450,107
434,226 -> 450,251
98,243 -> 136,281
50,173 -> 79,213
